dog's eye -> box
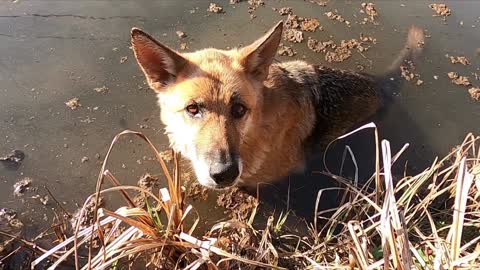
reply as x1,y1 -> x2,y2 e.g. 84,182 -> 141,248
186,104 -> 200,116
231,103 -> 247,119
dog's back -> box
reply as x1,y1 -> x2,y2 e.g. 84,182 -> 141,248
265,26 -> 425,157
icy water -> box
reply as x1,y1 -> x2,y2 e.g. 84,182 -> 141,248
1,0 -> 480,255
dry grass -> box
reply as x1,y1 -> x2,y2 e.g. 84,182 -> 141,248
28,125 -> 480,269
308,127 -> 480,269
31,130 -> 283,270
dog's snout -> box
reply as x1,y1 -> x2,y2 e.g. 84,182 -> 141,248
209,161 -> 240,186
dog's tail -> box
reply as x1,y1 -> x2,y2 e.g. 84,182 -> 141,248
387,26 -> 425,73
376,26 -> 425,101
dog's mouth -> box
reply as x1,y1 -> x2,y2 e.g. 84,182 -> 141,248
192,158 -> 243,189
196,176 -> 240,189
208,182 -> 238,190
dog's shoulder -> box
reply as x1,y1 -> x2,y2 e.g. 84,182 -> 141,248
266,60 -> 381,153
266,61 -> 377,105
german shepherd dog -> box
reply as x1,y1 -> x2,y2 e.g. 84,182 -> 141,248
131,21 -> 424,189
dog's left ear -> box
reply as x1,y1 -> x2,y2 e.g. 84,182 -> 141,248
131,28 -> 188,92
240,21 -> 283,82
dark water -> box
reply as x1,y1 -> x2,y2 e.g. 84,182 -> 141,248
1,0 -> 479,258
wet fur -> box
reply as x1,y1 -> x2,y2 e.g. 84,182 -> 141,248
131,22 -> 424,188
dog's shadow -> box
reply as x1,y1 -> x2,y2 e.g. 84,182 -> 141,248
244,99 -> 437,231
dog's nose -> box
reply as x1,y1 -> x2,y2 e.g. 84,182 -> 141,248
209,161 -> 240,186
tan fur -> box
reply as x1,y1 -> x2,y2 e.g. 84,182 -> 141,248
131,22 -> 424,188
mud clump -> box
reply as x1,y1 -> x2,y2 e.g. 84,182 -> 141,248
137,173 -> 158,191
326,47 -> 352,63
429,3 -> 451,17
176,31 -> 187,38
359,33 -> 377,44
300,18 -> 321,32
400,60 -> 423,86
207,3 -> 223,13
307,38 -> 335,53
473,72 -> 479,81
283,29 -> 304,43
70,197 -> 105,231
247,0 -> 264,18
448,72 -> 471,86
93,85 -> 109,93
180,43 -> 188,50
13,177 -> 33,197
449,56 -> 470,65
247,0 -> 264,9
65,97 -> 80,110
469,87 -> 480,101
400,64 -> 415,81
360,2 -> 379,23
309,0 -> 327,6
278,7 -> 292,15
0,208 -> 23,235
285,14 -> 300,29
278,44 -> 297,57
0,150 -> 25,168
159,149 -> 173,162
307,35 -> 376,63
362,3 -> 378,17
325,11 -> 351,26
187,182 -> 209,201
134,173 -> 159,207
217,187 -> 258,220
340,37 -> 373,52
0,208 -> 24,255
285,14 -> 322,32
39,195 -> 49,205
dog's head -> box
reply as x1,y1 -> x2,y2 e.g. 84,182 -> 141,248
131,22 -> 283,188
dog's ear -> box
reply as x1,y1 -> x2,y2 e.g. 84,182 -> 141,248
239,21 -> 283,82
131,28 -> 187,91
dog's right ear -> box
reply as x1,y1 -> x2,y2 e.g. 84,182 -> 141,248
239,21 -> 283,82
131,28 -> 187,91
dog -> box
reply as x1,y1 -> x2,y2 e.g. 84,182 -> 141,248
130,21 -> 424,189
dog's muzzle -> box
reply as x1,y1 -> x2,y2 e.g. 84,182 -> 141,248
207,151 -> 240,187
209,161 -> 240,187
